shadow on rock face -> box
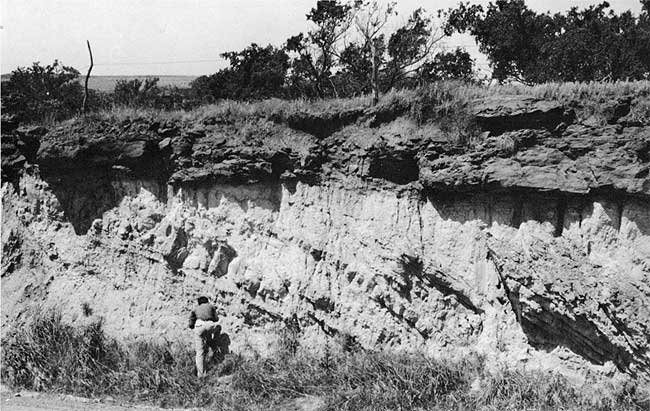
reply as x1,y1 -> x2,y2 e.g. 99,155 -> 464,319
426,189 -> 650,240
514,292 -> 635,373
367,151 -> 419,185
488,236 -> 649,378
426,191 -> 564,230
45,170 -> 167,235
206,328 -> 231,366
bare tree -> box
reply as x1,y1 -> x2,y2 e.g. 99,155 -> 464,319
285,1 -> 447,101
82,40 -> 93,113
354,1 -> 396,104
352,2 -> 445,104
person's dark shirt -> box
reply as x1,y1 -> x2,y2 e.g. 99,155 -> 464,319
188,302 -> 217,329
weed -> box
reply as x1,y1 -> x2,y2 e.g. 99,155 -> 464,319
494,134 -> 517,156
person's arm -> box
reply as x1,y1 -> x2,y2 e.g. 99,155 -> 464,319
188,309 -> 197,329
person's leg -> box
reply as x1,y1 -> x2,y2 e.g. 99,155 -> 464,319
194,325 -> 207,377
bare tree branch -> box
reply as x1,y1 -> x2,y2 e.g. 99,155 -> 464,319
82,40 -> 93,113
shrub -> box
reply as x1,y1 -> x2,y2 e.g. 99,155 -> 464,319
113,78 -> 159,107
1,312 -> 115,392
1,60 -> 83,123
111,78 -> 200,111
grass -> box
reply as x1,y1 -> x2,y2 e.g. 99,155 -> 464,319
79,80 -> 649,123
82,93 -> 373,125
2,312 -> 649,410
404,80 -> 650,128
0,312 -> 225,407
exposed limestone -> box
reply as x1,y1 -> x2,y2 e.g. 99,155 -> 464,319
472,96 -> 575,135
419,125 -> 650,195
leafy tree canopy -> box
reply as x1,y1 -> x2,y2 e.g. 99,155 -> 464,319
418,48 -> 475,83
443,0 -> 650,83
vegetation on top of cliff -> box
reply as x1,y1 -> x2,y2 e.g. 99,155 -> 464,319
82,79 -> 650,133
192,0 -> 650,101
2,312 -> 647,410
3,1 -> 648,123
18,77 -> 650,192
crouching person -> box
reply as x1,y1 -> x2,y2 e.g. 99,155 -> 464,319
189,295 -> 220,378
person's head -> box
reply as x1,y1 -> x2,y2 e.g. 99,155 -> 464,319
197,296 -> 209,305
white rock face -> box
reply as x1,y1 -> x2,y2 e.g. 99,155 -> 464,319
2,174 -> 649,380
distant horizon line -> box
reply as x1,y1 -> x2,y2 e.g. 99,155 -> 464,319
1,73 -> 200,78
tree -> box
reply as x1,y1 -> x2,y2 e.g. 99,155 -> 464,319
384,8 -> 446,88
417,48 -> 474,83
331,42 -> 375,96
220,43 -> 289,100
192,43 -> 289,101
346,3 -> 449,102
1,60 -> 83,122
443,0 -> 650,83
285,0 -> 355,98
443,0 -> 553,83
353,1 -> 396,104
188,75 -> 216,102
545,3 -> 650,81
191,1 -> 474,102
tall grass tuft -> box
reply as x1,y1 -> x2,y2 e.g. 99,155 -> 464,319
324,352 -> 467,411
407,81 -> 482,145
2,313 -> 116,392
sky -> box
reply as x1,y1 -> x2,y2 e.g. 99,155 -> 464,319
1,0 -> 644,76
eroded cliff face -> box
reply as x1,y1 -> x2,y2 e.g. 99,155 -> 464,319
2,95 -> 649,383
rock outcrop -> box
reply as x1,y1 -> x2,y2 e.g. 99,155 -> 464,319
2,94 -> 649,384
